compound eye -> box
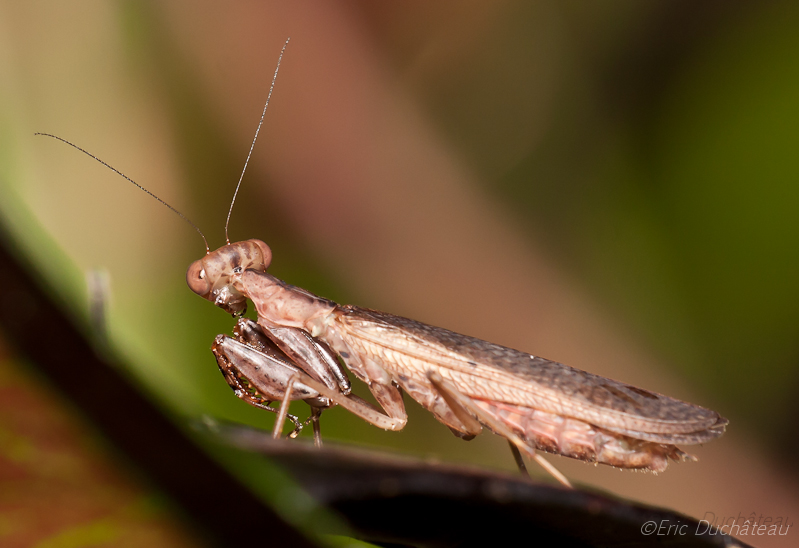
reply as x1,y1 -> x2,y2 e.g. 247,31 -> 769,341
250,239 -> 273,271
186,259 -> 211,296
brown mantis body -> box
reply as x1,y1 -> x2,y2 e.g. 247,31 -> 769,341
189,239 -> 727,487
39,39 -> 726,488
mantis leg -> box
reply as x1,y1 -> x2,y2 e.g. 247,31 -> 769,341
215,332 -> 405,441
287,370 -> 407,431
253,320 -> 351,394
427,370 -> 572,488
310,407 -> 323,448
273,373 -> 299,440
255,320 -> 408,438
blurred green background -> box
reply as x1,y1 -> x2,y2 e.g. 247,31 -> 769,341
1,1 -> 798,547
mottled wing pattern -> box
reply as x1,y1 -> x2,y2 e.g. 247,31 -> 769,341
336,306 -> 727,442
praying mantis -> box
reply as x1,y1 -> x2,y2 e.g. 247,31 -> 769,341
38,39 -> 727,489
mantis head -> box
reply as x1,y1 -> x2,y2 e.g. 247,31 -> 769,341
187,239 -> 273,316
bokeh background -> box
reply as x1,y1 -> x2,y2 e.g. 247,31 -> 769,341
1,1 -> 798,546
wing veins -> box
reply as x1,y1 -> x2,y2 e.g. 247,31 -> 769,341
337,307 -> 721,436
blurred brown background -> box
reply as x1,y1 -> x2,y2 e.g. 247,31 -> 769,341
1,1 -> 798,547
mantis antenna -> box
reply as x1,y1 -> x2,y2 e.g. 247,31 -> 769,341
225,37 -> 290,245
34,132 -> 210,253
